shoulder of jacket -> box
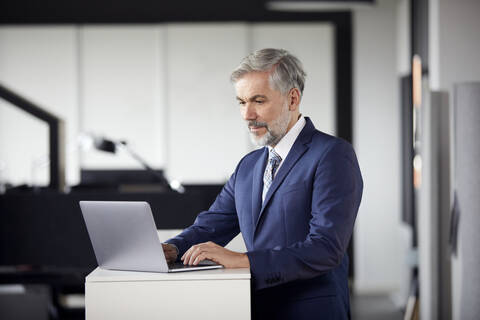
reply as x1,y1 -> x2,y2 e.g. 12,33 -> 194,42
230,147 -> 265,175
309,130 -> 354,160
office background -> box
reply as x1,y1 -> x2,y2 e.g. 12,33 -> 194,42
1,0 -> 480,319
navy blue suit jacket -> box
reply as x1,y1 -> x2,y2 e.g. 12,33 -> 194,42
167,117 -> 363,319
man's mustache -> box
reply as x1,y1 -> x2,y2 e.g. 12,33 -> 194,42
248,121 -> 268,129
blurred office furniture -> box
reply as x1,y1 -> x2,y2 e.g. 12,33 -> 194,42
0,182 -> 223,319
0,267 -> 87,319
452,82 -> 480,319
0,190 -> 221,267
418,90 -> 451,320
0,284 -> 49,320
74,169 -> 171,193
85,267 -> 251,320
0,83 -> 65,191
0,186 -> 223,319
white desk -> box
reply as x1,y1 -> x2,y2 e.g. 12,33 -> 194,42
85,267 -> 251,320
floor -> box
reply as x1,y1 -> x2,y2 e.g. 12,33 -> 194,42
1,290 -> 405,320
351,294 -> 404,320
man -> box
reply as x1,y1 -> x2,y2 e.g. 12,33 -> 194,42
162,48 -> 363,319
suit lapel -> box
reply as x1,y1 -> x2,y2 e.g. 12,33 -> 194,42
253,142 -> 308,232
251,148 -> 268,230
253,117 -> 316,234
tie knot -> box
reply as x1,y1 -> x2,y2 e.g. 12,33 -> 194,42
269,149 -> 282,166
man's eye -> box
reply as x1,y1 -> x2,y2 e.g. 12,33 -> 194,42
256,100 -> 264,104
238,101 -> 246,105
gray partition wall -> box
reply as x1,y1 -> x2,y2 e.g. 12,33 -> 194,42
419,90 -> 451,320
453,82 -> 480,320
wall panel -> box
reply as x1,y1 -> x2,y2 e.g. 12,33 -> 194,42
251,23 -> 335,136
80,25 -> 166,170
165,23 -> 249,183
0,26 -> 79,185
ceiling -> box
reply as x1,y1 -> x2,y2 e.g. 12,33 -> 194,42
0,0 -> 374,24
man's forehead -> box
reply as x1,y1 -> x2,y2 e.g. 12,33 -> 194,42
235,71 -> 270,85
235,72 -> 274,93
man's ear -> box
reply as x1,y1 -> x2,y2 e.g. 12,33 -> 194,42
288,88 -> 301,111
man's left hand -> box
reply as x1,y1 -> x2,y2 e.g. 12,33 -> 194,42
181,241 -> 250,268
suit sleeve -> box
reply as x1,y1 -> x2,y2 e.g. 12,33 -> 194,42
246,140 -> 363,290
165,167 -> 240,259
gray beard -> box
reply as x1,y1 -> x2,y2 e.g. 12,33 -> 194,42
249,105 -> 291,147
250,130 -> 277,147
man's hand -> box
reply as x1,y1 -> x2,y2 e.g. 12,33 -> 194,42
182,241 -> 250,269
162,243 -> 178,263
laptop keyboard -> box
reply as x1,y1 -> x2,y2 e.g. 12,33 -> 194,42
168,260 -> 220,270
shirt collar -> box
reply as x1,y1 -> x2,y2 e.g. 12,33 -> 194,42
268,115 -> 306,161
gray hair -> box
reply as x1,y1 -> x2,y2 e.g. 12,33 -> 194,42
230,48 -> 307,96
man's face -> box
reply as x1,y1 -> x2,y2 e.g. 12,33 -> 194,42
235,72 -> 292,147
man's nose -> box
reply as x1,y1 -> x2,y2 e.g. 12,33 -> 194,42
243,103 -> 257,120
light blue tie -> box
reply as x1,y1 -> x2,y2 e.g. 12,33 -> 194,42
262,149 -> 282,202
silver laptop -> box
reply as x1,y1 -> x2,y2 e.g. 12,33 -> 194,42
80,201 -> 223,273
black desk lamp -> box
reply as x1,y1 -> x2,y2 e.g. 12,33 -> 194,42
91,136 -> 183,193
